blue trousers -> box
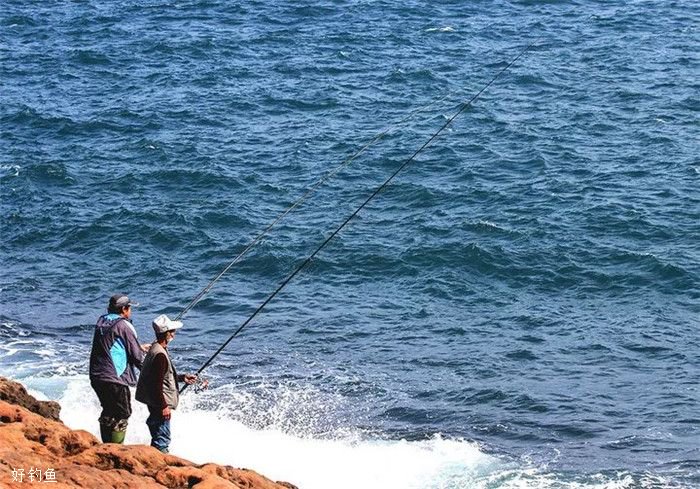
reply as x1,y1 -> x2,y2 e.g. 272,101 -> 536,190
146,409 -> 171,453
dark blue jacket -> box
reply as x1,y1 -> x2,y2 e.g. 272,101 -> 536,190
89,314 -> 144,386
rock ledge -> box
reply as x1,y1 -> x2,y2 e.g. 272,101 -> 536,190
0,376 -> 298,489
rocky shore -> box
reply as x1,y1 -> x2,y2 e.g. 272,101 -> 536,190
0,377 -> 297,489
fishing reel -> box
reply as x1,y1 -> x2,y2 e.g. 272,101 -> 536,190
193,377 -> 210,394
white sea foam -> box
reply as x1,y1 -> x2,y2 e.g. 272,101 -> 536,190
0,164 -> 21,177
426,26 -> 456,33
12,375 -> 681,489
46,375 -> 495,489
17,376 -> 501,488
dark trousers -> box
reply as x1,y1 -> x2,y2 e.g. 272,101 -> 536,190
147,406 -> 171,453
91,380 -> 132,419
91,380 -> 132,442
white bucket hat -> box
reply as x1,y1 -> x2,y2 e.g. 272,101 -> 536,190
152,314 -> 183,334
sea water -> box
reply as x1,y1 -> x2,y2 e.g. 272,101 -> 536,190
1,1 -> 698,488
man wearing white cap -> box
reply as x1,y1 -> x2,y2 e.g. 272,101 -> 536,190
135,314 -> 196,453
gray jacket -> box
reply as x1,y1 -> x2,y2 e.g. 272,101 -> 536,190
135,343 -> 180,410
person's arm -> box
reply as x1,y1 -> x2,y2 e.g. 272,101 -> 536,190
119,321 -> 145,369
152,353 -> 169,410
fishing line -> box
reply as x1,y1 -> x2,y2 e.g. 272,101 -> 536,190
180,39 -> 539,393
175,83 -> 477,321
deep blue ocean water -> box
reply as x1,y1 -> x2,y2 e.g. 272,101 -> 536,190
1,1 -> 698,488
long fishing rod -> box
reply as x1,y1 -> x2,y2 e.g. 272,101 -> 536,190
174,120 -> 400,321
174,62 -> 498,321
175,94 -> 477,321
180,40 -> 538,393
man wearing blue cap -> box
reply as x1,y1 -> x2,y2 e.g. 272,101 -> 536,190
136,314 -> 197,453
89,293 -> 150,444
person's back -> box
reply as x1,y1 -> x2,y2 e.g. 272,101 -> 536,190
90,313 -> 142,386
89,294 -> 146,444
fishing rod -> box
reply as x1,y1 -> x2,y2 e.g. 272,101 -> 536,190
180,39 -> 539,394
174,88 -> 463,321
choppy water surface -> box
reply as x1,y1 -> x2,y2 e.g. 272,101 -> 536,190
1,1 -> 698,488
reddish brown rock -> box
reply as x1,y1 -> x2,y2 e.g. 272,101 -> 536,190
0,376 -> 60,421
0,377 -> 298,489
